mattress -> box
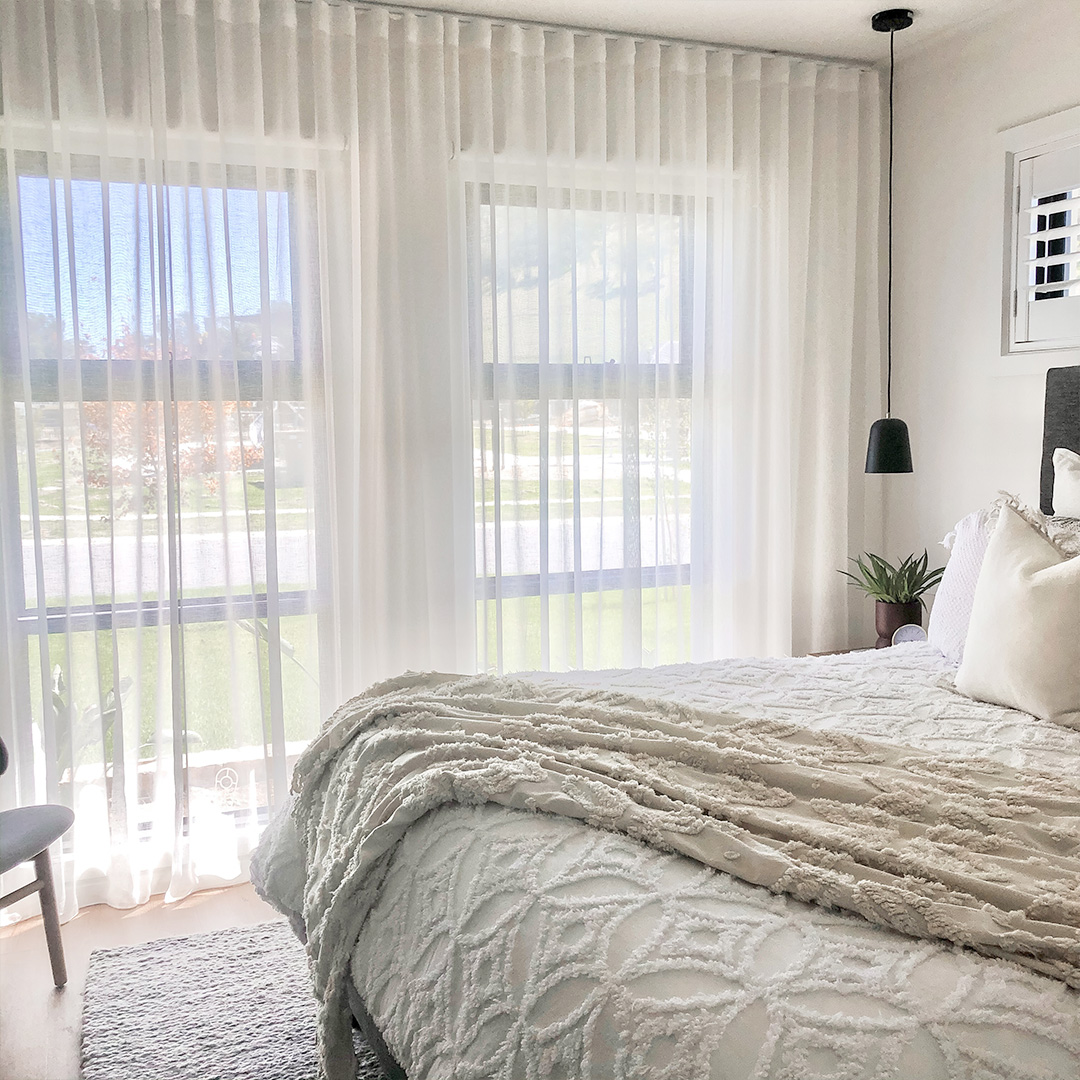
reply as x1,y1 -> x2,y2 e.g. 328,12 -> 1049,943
340,644 -> 1080,1079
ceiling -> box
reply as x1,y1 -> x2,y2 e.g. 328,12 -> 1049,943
386,0 -> 1022,64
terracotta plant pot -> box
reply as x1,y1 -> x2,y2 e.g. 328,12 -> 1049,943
874,600 -> 922,649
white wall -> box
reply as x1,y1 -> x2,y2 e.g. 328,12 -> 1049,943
886,0 -> 1080,559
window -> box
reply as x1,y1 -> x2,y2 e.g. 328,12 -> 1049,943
1,154 -> 322,829
467,182 -> 694,673
1002,108 -> 1080,354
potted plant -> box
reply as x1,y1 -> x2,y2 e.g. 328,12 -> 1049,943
840,551 -> 945,648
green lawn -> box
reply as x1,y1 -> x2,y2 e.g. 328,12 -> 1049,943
19,443 -> 310,540
476,488 -> 691,523
28,613 -> 321,761
479,584 -> 691,673
22,585 -> 689,773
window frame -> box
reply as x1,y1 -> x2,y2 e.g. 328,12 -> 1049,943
0,156 -> 321,636
1001,106 -> 1080,357
467,179 -> 696,603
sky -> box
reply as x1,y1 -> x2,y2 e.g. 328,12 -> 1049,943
18,175 -> 291,358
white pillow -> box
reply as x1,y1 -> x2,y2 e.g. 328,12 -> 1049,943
1053,447 -> 1080,518
926,506 -> 995,665
955,505 -> 1080,729
928,495 -> 1080,666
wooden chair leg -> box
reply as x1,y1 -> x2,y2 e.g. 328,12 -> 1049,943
33,849 -> 67,988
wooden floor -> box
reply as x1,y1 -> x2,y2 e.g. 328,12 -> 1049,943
0,883 -> 283,1080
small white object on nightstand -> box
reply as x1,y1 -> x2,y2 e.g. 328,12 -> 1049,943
892,623 -> 928,645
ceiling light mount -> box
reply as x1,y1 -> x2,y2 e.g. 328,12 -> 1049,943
871,9 -> 914,34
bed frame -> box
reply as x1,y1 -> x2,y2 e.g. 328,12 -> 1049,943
347,979 -> 407,1079
345,364 -> 1079,1080
1041,365 -> 1080,515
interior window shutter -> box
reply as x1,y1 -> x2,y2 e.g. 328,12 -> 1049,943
1014,139 -> 1080,348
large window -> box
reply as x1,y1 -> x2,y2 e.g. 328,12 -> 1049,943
468,182 -> 693,673
1,155 -> 321,844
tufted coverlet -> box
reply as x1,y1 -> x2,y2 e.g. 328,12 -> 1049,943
286,660 -> 1080,1080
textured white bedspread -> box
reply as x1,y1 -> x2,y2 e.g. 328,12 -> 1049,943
344,645 -> 1080,1079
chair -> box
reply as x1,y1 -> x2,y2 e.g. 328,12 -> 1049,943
0,736 -> 75,987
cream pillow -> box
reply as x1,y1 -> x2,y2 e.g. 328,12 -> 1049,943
926,495 -> 1080,666
1054,447 -> 1080,518
956,505 -> 1080,729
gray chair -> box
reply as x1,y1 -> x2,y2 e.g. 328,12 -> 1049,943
0,736 -> 75,987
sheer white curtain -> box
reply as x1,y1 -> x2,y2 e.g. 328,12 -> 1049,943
0,0 -> 480,918
452,22 -> 882,668
0,0 -> 881,915
0,0 -> 344,913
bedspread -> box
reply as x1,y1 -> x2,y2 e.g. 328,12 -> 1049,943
287,659 -> 1080,1079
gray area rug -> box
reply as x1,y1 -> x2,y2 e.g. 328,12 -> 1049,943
81,921 -> 387,1080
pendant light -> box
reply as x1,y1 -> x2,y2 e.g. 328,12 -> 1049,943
866,8 -> 914,474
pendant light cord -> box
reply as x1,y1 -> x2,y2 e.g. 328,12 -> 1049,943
886,28 -> 894,419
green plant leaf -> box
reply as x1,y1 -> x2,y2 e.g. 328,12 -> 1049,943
837,549 -> 945,604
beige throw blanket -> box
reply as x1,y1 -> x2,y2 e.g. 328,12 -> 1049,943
290,671 -> 1080,1080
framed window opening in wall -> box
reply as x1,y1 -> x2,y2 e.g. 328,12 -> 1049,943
465,179 -> 698,674
0,150 -> 325,837
1001,106 -> 1080,355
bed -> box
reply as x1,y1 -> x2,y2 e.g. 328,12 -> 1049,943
252,367 -> 1080,1080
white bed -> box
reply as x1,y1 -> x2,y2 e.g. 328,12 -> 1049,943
255,643 -> 1080,1079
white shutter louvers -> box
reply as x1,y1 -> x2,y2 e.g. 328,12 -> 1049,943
1003,112 -> 1080,353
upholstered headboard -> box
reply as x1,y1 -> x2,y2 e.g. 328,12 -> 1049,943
1041,366 -> 1080,515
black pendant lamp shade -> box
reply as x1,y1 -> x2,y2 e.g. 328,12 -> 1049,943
865,9 -> 914,474
866,417 -> 912,473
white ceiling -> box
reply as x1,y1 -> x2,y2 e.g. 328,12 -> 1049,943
387,0 -> 1023,64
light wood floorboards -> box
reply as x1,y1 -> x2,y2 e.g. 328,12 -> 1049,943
0,883 -> 283,1080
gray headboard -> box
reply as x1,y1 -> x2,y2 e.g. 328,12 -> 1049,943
1041,366 -> 1080,515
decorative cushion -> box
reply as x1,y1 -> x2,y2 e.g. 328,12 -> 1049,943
926,505 -> 995,665
955,506 -> 1080,729
1053,447 -> 1080,518
928,495 -> 1080,666
1050,515 -> 1080,552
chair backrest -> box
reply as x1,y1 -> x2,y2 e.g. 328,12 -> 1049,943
0,736 -> 8,776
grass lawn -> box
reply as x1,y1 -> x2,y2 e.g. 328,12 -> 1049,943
479,584 -> 691,673
19,439 -> 310,540
28,613 -> 321,760
25,586 -> 687,761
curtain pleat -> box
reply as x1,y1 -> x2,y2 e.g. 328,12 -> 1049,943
0,0 -> 881,916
